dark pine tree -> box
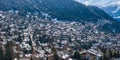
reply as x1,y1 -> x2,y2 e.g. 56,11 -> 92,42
30,56 -> 33,60
4,41 -> 14,60
74,51 -> 81,60
52,53 -> 60,60
0,47 -> 3,60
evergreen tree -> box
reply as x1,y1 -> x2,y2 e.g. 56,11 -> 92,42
109,50 -> 113,58
4,41 -> 14,60
118,51 -> 120,57
0,47 -> 3,60
51,45 -> 56,53
17,35 -> 22,42
52,53 -> 60,60
103,54 -> 108,60
74,51 -> 81,60
30,56 -> 33,60
114,52 -> 117,58
46,57 -> 49,60
116,51 -> 120,58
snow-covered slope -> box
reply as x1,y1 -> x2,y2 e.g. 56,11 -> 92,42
75,0 -> 120,21
75,0 -> 120,7
102,1 -> 120,21
75,0 -> 109,6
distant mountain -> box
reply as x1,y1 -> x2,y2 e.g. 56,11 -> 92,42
101,1 -> 120,21
75,0 -> 120,21
0,0 -> 115,21
75,0 -> 120,6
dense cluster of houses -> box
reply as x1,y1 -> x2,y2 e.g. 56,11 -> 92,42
0,11 -> 120,60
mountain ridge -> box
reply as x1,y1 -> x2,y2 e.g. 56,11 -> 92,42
75,0 -> 120,21
0,0 -> 115,21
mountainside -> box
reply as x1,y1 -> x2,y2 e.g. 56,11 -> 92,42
102,2 -> 120,21
0,0 -> 115,21
75,0 -> 120,21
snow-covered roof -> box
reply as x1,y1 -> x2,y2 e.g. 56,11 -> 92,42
88,49 -> 103,57
79,49 -> 103,57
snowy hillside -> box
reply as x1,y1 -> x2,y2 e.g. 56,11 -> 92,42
75,0 -> 120,21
